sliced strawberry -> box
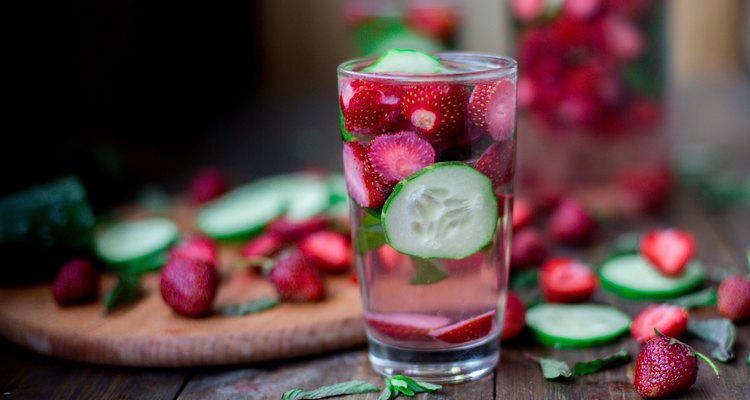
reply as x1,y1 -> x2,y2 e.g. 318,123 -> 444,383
365,312 -> 451,340
564,0 -> 602,20
269,251 -> 326,302
510,228 -> 548,270
401,84 -> 468,144
169,236 -> 218,266
512,197 -> 535,231
241,232 -> 284,259
299,231 -> 352,274
368,131 -> 435,184
266,216 -> 328,243
602,14 -> 644,61
377,244 -> 408,272
501,291 -> 526,341
511,0 -> 546,22
430,310 -> 496,343
474,139 -> 515,188
340,80 -> 402,135
631,304 -> 689,343
547,198 -> 597,245
342,141 -> 390,208
540,257 -> 597,303
468,79 -> 516,141
368,132 -> 435,183
640,229 -> 695,277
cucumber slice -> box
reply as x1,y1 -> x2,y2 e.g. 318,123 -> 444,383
599,254 -> 705,299
526,303 -> 631,348
363,48 -> 449,74
197,173 -> 332,239
96,218 -> 179,267
382,162 -> 498,259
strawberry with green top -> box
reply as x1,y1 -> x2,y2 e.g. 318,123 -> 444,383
634,330 -> 719,398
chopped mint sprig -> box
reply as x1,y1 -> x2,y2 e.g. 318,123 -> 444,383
667,287 -> 717,309
378,375 -> 441,399
280,380 -> 379,400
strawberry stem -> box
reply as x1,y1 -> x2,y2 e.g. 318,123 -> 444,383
695,351 -> 720,376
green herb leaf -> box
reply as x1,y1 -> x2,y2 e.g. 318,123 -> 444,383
410,259 -> 448,285
104,272 -> 141,314
376,384 -> 392,400
667,287 -> 717,309
687,318 -> 736,362
510,268 -> 539,290
354,210 -> 386,254
222,297 -> 279,316
527,354 -> 573,380
390,375 -> 441,394
746,355 -> 749,366
280,380 -> 379,400
573,348 -> 630,376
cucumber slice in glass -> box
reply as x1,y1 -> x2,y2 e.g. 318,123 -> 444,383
96,218 -> 179,267
599,254 -> 705,299
382,162 -> 498,259
526,303 -> 631,348
363,48 -> 449,74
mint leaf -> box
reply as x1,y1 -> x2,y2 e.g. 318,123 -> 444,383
607,233 -> 642,258
391,375 -> 441,394
280,380 -> 379,400
222,297 -> 279,316
687,318 -> 735,362
104,272 -> 141,314
527,354 -> 573,380
410,259 -> 448,285
667,287 -> 717,309
354,210 -> 386,254
381,376 -> 441,398
573,348 -> 630,376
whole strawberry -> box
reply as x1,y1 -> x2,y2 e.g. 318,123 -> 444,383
270,251 -> 326,302
547,198 -> 596,245
169,235 -> 218,266
160,258 -> 218,317
717,275 -> 750,322
510,228 -> 548,270
634,332 -> 719,398
53,258 -> 99,306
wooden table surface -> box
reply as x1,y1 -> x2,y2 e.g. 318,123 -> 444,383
1,80 -> 749,400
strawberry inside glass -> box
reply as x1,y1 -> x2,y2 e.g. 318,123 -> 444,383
510,0 -> 671,217
337,50 -> 516,383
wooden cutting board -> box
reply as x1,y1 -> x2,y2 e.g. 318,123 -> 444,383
0,202 -> 366,367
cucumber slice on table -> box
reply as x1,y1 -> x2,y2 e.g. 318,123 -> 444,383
363,48 -> 449,74
382,162 -> 498,259
526,303 -> 631,348
599,254 -> 705,299
96,218 -> 179,270
197,173 -> 332,240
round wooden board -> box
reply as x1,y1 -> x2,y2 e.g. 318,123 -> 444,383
0,201 -> 366,367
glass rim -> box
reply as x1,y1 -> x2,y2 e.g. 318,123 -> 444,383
336,51 -> 518,83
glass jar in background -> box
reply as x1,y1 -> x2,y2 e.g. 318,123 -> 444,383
509,0 -> 671,218
344,0 -> 463,57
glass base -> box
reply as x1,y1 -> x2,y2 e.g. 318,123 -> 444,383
367,334 -> 499,383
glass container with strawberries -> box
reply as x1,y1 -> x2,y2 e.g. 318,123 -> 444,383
510,0 -> 671,218
337,49 -> 516,382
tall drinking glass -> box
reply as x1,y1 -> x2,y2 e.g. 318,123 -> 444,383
337,52 -> 517,383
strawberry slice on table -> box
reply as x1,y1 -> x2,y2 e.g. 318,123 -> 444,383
368,131 -> 436,184
401,83 -> 468,144
467,79 -> 517,141
474,139 -> 515,188
430,310 -> 496,344
266,216 -> 327,243
631,304 -> 689,343
269,251 -> 326,302
540,257 -> 597,303
299,231 -> 353,274
340,79 -> 402,135
342,141 -> 390,208
501,291 -> 526,341
640,229 -> 695,277
365,312 -> 451,340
